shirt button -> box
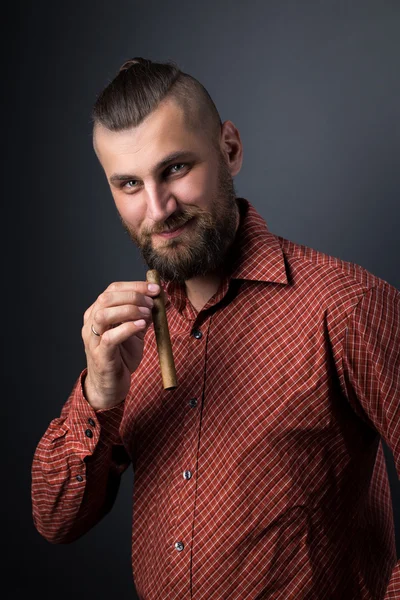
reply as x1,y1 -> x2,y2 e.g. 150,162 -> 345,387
85,429 -> 93,438
175,541 -> 184,552
183,470 -> 192,480
76,475 -> 83,482
189,398 -> 197,408
192,329 -> 202,339
88,418 -> 95,427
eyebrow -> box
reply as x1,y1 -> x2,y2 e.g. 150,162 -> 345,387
109,150 -> 198,186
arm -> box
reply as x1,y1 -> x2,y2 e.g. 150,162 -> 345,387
31,280 -> 160,543
31,369 -> 130,544
340,282 -> 400,597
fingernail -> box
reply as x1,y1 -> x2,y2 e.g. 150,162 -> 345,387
147,283 -> 160,292
133,319 -> 146,327
139,306 -> 151,315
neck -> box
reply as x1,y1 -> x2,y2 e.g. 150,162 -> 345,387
185,272 -> 222,312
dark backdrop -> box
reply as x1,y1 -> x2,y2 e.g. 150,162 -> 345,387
4,1 -> 399,598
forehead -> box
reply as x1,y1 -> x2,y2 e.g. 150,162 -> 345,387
93,99 -> 210,174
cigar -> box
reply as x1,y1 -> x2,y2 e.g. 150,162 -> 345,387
146,270 -> 177,390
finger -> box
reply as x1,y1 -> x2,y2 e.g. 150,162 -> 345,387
85,282 -> 160,325
92,304 -> 153,334
83,302 -> 96,325
84,281 -> 160,341
100,319 -> 148,355
106,281 -> 161,296
96,289 -> 157,313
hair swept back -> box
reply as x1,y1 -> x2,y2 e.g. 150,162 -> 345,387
92,57 -> 222,145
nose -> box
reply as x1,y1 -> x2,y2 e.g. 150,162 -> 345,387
145,182 -> 177,225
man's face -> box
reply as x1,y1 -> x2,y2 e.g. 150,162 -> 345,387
94,98 -> 239,283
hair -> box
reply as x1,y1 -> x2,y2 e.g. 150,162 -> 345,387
92,57 -> 222,147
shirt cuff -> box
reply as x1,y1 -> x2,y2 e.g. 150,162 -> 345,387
66,369 -> 126,447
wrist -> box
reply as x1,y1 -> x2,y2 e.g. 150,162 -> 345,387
83,373 -> 124,411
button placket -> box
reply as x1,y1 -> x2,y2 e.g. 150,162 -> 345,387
168,319 -> 209,582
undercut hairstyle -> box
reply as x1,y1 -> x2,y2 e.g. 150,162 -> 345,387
92,57 -> 222,147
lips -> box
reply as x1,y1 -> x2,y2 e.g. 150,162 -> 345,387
157,218 -> 194,239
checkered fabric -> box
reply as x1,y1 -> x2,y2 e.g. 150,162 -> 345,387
32,198 -> 399,599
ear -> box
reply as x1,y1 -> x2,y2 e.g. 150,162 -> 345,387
219,120 -> 243,177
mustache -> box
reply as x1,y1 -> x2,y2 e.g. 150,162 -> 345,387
142,207 -> 204,236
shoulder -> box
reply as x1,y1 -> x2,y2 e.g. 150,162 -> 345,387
275,234 -> 397,320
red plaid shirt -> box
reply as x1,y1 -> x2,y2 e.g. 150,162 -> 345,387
32,198 -> 400,599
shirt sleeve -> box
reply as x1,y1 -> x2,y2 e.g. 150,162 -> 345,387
31,369 -> 131,543
340,282 -> 400,598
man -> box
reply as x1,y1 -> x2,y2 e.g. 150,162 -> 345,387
31,57 -> 399,599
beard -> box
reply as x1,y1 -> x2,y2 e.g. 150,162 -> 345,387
120,152 -> 239,284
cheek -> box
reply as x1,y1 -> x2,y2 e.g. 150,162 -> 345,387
172,166 -> 217,205
113,193 -> 145,229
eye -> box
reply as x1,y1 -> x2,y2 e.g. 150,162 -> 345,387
168,163 -> 187,174
123,180 -> 138,189
120,163 -> 189,193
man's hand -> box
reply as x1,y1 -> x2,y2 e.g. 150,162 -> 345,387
82,281 -> 160,410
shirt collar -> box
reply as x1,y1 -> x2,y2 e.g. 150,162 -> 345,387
229,197 -> 288,285
162,197 -> 288,312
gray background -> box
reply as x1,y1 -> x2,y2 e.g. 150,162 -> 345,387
4,1 -> 399,598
